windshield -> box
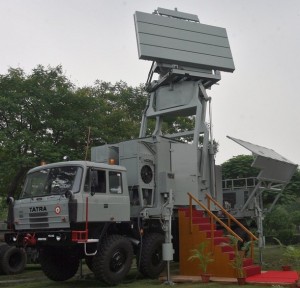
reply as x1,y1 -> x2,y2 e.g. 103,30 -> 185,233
20,166 -> 83,198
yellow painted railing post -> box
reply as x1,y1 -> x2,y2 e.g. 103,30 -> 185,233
189,195 -> 192,234
251,237 -> 254,259
210,214 -> 214,251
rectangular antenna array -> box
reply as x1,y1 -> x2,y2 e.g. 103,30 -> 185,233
134,10 -> 235,72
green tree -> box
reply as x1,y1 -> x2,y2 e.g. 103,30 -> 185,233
284,169 -> 300,198
221,155 -> 259,179
0,66 -> 116,197
264,206 -> 293,233
87,80 -> 147,145
264,205 -> 295,245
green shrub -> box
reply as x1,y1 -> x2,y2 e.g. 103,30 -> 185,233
264,206 -> 295,242
0,197 -> 8,221
276,229 -> 295,245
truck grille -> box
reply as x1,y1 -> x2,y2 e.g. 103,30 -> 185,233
29,212 -> 49,228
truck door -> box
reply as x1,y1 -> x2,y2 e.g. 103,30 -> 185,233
84,168 -> 109,222
106,171 -> 130,221
84,168 -> 130,222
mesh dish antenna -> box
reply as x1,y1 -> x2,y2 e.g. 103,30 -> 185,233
134,7 -> 235,73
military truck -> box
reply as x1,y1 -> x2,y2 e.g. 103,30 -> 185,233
4,7 -> 296,285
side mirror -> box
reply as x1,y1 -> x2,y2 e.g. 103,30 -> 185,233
64,190 -> 73,199
6,196 -> 15,206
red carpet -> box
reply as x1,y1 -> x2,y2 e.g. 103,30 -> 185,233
246,271 -> 299,284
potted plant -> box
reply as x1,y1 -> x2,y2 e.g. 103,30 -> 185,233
188,241 -> 214,283
223,235 -> 251,285
273,237 -> 300,270
282,246 -> 296,271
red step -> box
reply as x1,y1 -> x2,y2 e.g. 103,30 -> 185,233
225,251 -> 235,260
183,209 -> 205,218
244,265 -> 261,277
205,230 -> 223,238
209,237 -> 229,245
221,245 -> 234,253
197,223 -> 216,231
243,258 -> 254,267
192,217 -> 210,224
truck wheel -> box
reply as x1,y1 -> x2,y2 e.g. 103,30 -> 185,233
137,233 -> 166,278
0,246 -> 27,274
39,247 -> 79,281
93,235 -> 133,285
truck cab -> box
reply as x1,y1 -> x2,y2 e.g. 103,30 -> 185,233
6,161 -> 130,246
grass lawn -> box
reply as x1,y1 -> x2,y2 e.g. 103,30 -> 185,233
0,266 -> 275,288
0,245 -> 297,288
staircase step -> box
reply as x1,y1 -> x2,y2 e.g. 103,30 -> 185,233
221,245 -> 234,253
205,230 -> 223,238
179,207 -> 205,217
243,258 -> 253,267
192,217 -> 210,224
209,237 -> 229,245
244,265 -> 261,277
224,251 -> 235,260
197,223 -> 216,231
184,210 -> 205,217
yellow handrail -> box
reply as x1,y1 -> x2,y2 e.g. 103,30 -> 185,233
205,193 -> 258,241
188,192 -> 257,260
204,193 -> 258,259
188,193 -> 242,241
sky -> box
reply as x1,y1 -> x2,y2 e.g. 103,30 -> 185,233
0,0 -> 299,165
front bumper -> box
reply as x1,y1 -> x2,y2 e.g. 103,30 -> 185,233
5,230 -> 73,247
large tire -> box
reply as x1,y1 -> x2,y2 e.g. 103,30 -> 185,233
137,233 -> 166,279
39,247 -> 79,281
0,246 -> 27,274
93,235 -> 133,286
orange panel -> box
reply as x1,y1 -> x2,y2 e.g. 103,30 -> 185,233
179,209 -> 237,277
